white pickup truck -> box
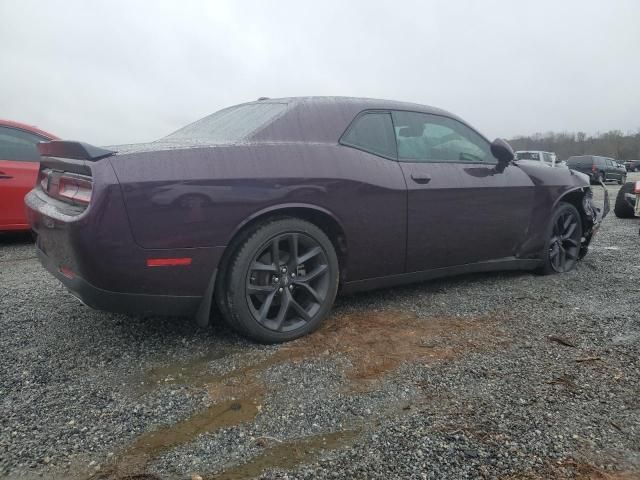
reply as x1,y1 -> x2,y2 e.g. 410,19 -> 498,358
514,150 -> 565,168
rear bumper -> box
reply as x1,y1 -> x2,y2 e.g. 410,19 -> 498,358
36,245 -> 202,316
25,167 -> 224,318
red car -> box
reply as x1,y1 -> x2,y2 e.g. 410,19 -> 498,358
0,119 -> 58,231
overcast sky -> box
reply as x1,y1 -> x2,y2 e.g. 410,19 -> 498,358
1,0 -> 639,145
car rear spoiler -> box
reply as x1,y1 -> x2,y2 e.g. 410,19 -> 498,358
37,141 -> 115,161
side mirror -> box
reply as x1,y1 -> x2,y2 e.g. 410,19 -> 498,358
490,138 -> 514,164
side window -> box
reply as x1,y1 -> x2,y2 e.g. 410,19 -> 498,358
0,127 -> 46,162
391,111 -> 495,163
341,112 -> 396,159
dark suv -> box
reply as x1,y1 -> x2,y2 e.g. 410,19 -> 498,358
566,155 -> 627,184
624,160 -> 640,172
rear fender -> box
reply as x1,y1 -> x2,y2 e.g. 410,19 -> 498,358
227,202 -> 345,244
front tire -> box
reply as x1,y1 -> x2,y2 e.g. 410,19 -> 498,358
221,218 -> 339,343
539,202 -> 582,275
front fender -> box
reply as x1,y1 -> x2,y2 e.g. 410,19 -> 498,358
515,162 -> 608,260
554,181 -> 609,259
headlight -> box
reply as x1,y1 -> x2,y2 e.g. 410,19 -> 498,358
582,190 -> 595,218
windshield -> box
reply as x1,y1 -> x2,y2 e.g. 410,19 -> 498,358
159,102 -> 288,144
516,152 -> 540,160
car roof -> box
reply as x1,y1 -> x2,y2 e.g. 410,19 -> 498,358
249,96 -> 473,144
0,119 -> 58,140
256,96 -> 461,121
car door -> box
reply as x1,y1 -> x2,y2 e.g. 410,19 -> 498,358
338,110 -> 408,279
596,157 -> 607,180
604,158 -> 612,180
608,159 -> 617,180
612,159 -> 622,180
391,111 -> 535,272
0,126 -> 47,229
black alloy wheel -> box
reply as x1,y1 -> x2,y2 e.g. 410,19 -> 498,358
245,232 -> 330,332
543,203 -> 582,274
221,217 -> 339,343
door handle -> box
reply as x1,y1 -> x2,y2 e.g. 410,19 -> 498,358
0,173 -> 13,180
410,174 -> 431,184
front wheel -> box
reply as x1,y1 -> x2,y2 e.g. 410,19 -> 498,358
221,218 -> 339,343
539,202 -> 583,275
618,175 -> 626,185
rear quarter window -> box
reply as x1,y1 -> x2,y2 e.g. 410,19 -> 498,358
341,112 -> 397,159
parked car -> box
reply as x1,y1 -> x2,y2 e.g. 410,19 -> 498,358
614,161 -> 627,178
514,150 -> 561,167
26,97 -> 609,343
566,155 -> 626,184
624,160 -> 640,172
0,119 -> 58,232
614,180 -> 640,218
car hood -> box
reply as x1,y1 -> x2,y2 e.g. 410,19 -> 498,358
515,159 -> 590,187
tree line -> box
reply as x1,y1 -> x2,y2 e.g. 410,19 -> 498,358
508,130 -> 640,161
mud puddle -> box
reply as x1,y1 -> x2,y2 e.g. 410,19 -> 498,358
140,310 -> 505,393
280,310 -> 507,390
138,346 -> 243,392
206,429 -> 360,480
102,309 -> 507,479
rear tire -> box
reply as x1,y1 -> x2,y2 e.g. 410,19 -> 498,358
618,175 -> 626,185
219,217 -> 339,343
539,202 -> 582,275
614,182 -> 637,218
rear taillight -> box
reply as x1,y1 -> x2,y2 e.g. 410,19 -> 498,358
634,181 -> 640,194
39,170 -> 49,190
591,165 -> 598,172
58,174 -> 93,205
38,169 -> 93,206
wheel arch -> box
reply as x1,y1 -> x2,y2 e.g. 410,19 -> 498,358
553,187 -> 586,212
553,187 -> 592,229
224,204 -> 348,276
213,203 -> 348,314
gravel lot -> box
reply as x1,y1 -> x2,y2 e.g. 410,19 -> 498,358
1,177 -> 639,480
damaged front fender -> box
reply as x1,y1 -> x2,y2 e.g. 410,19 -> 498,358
579,181 -> 609,258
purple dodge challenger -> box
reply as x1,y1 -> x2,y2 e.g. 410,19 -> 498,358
26,97 -> 609,342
